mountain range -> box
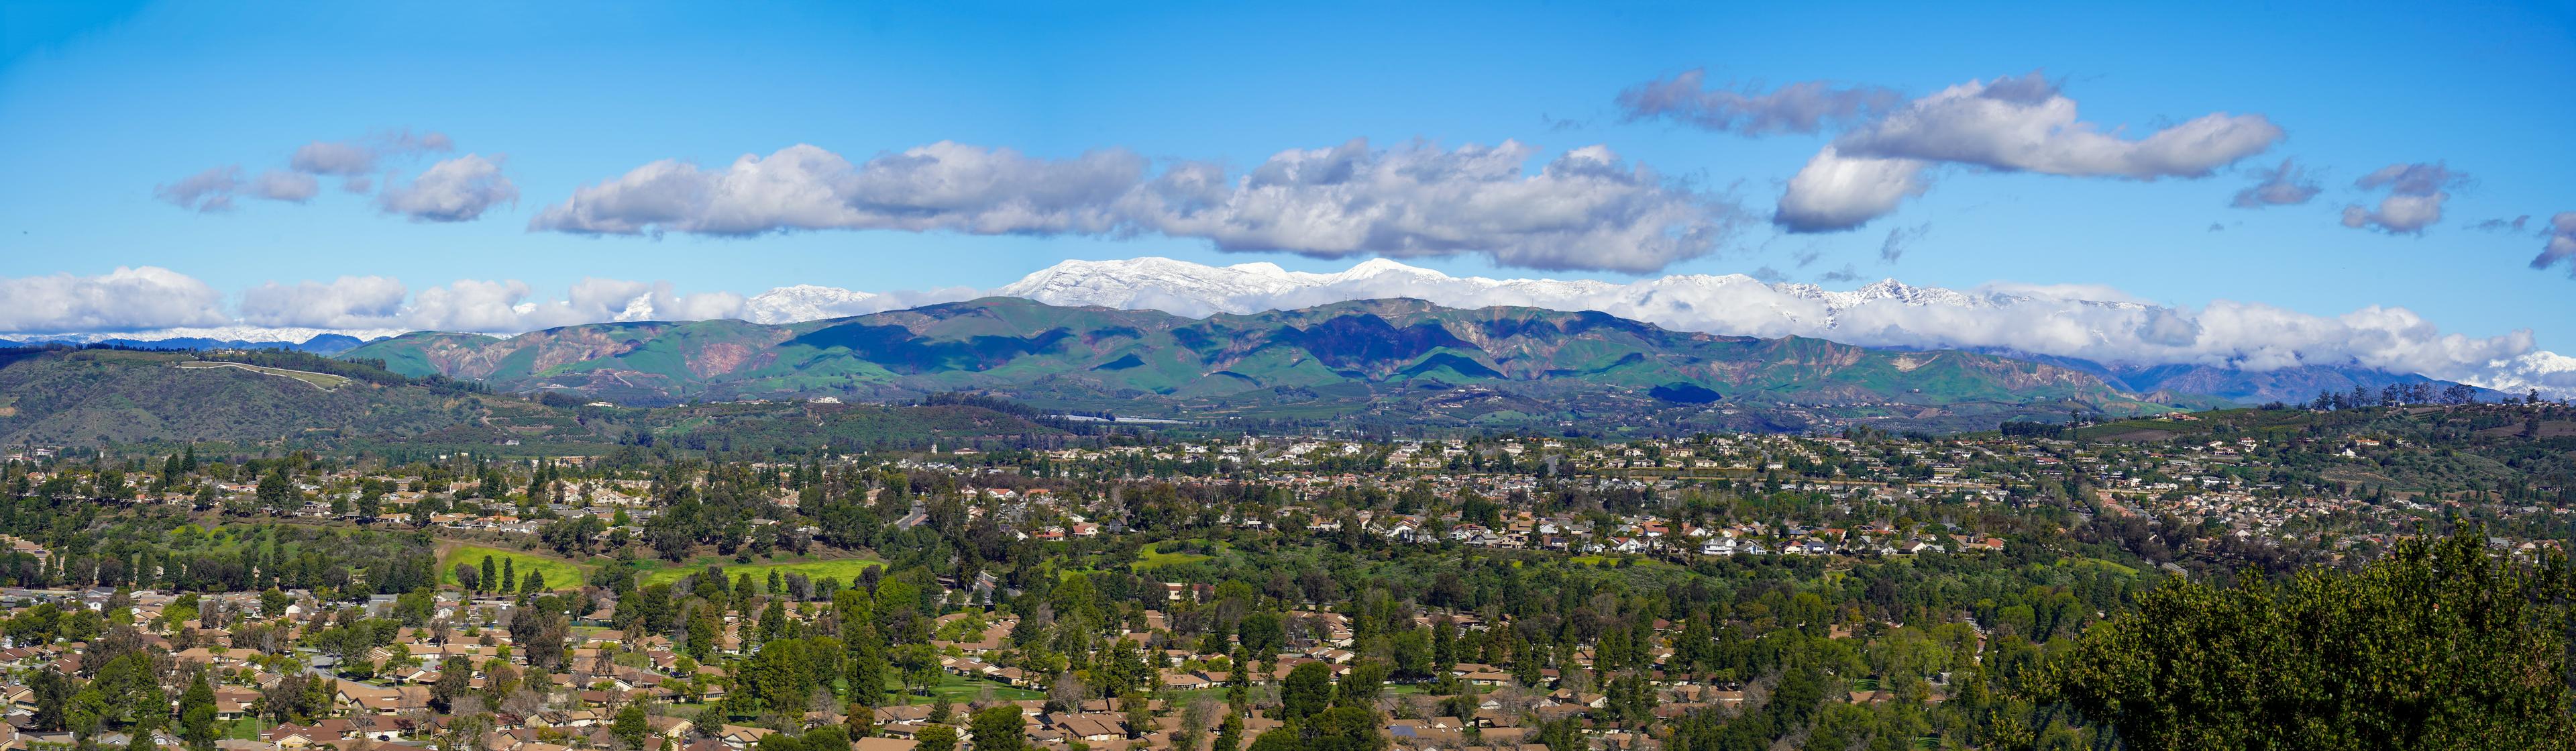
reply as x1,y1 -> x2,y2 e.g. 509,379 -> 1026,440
9,256 -> 2539,410
341,296 -> 2192,434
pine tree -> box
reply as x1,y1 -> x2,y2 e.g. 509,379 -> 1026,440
178,670 -> 218,751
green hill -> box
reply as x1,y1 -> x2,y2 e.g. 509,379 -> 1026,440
343,297 -> 2192,433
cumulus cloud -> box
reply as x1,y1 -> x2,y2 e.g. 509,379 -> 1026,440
0,267 -> 229,333
250,170 -> 319,203
229,276 -> 753,334
1136,140 -> 1737,272
2230,158 -> 2320,208
1772,148 -> 1930,232
290,140 -> 382,176
160,129 -> 474,217
154,166 -> 244,212
2533,211 -> 2576,275
2340,162 -> 2467,234
1616,70 -> 1902,136
288,130 -> 455,177
238,276 -> 410,328
390,278 -> 745,332
531,142 -> 1140,236
379,154 -> 519,222
1773,71 -> 2283,232
533,139 -> 1741,274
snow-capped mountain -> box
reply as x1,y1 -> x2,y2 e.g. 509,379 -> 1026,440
1,325 -> 409,352
743,285 -> 889,325
994,256 -> 2145,342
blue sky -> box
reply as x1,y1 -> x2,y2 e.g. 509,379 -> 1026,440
1,1 -> 2571,357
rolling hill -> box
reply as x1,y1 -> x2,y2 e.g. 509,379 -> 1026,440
0,346 -> 1068,452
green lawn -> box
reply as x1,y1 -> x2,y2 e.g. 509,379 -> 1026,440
443,544 -> 589,591
176,360 -> 353,389
894,671 -> 1045,705
632,556 -> 885,588
222,718 -> 272,741
1133,545 -> 1218,570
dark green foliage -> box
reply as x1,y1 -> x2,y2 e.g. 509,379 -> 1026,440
2047,531 -> 2576,750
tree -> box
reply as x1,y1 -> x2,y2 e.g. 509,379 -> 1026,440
2048,530 -> 2576,749
912,725 -> 957,751
257,468 -> 294,508
967,705 -> 1025,751
178,670 -> 218,751
610,704 -> 651,750
1212,713 -> 1244,751
431,657 -> 474,712
894,644 -> 941,697
1281,662 -> 1332,721
481,556 -> 498,593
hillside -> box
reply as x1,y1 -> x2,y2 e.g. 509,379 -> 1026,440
343,297 -> 2190,433
0,348 -> 485,448
0,346 -> 1066,452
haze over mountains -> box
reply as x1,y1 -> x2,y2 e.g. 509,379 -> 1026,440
19,257 -> 2568,402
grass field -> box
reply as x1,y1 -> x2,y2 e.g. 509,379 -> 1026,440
176,360 -> 353,389
1133,542 -> 1222,570
896,671 -> 1045,705
442,544 -> 588,591
631,556 -> 884,587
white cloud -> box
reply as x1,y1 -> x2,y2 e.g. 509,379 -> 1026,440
154,166 -> 242,212
1134,140 -> 1737,272
288,130 -> 455,177
1773,71 -> 2283,232
532,139 -> 1741,274
530,142 -> 1142,236
1772,148 -> 1929,233
1616,70 -> 1902,136
289,140 -> 382,176
250,170 -> 319,203
238,276 -> 410,328
2532,211 -> 2576,274
2230,158 -> 2320,208
161,129 -> 474,217
2341,162 -> 2467,234
0,267 -> 229,333
378,154 -> 518,222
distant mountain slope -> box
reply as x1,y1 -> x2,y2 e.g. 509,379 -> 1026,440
0,348 -> 483,446
343,297 -> 2184,433
1992,354 -> 2510,405
0,346 -> 1068,451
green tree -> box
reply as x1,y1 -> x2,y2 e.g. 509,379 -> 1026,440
1281,662 -> 1332,721
1212,713 -> 1244,751
178,670 -> 217,751
610,704 -> 651,750
912,725 -> 957,751
431,657 -> 474,711
967,705 -> 1026,751
2048,531 -> 2576,750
